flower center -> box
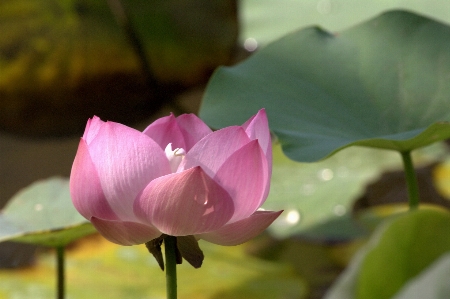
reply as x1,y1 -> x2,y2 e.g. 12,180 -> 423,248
165,143 -> 186,172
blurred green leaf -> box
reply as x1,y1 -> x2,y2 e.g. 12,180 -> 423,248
0,177 -> 96,247
357,208 -> 450,299
265,144 -> 442,238
293,214 -> 368,241
324,207 -> 450,299
127,0 -> 238,84
354,203 -> 410,232
0,0 -> 237,136
0,237 -> 307,299
0,0 -> 237,89
392,253 -> 450,299
200,10 -> 450,162
323,240 -> 370,299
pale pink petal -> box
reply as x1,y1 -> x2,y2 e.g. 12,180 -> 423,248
88,121 -> 171,220
70,139 -> 118,221
134,167 -> 235,236
143,114 -> 186,150
180,126 -> 251,177
241,109 -> 272,200
175,114 -> 212,150
241,109 -> 271,157
198,210 -> 283,246
214,140 -> 269,222
91,217 -> 162,246
83,116 -> 105,144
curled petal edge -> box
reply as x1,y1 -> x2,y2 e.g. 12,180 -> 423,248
241,109 -> 271,156
83,116 -> 105,144
91,217 -> 162,246
198,210 -> 283,246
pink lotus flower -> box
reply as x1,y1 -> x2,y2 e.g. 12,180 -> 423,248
70,109 -> 281,246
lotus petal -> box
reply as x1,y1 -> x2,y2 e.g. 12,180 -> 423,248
143,114 -> 187,150
91,217 -> 161,246
70,139 -> 118,221
135,167 -> 235,236
213,140 -> 268,222
175,114 -> 212,150
199,210 -> 283,246
88,121 -> 171,220
181,126 -> 251,177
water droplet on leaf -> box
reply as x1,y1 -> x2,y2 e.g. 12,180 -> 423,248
317,0 -> 332,15
244,38 -> 258,52
286,209 -> 300,224
318,168 -> 334,181
273,209 -> 301,228
333,204 -> 346,216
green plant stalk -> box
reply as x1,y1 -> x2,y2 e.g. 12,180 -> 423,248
400,151 -> 420,209
56,246 -> 65,299
164,236 -> 178,299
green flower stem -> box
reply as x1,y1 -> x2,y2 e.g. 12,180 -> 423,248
164,236 -> 178,299
400,151 -> 420,209
56,246 -> 65,299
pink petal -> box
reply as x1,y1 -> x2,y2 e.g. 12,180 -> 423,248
142,114 -> 186,150
241,109 -> 272,200
180,126 -> 251,177
88,121 -> 171,220
83,116 -> 105,144
241,109 -> 271,157
91,217 -> 162,246
213,140 -> 269,222
198,210 -> 283,246
134,167 -> 235,236
174,114 -> 212,150
70,139 -> 118,221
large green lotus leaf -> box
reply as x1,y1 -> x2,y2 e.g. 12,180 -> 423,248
0,177 -> 96,247
324,208 -> 450,299
0,237 -> 307,299
200,10 -> 450,162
